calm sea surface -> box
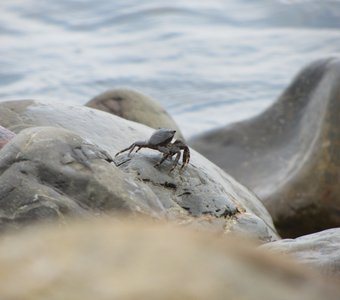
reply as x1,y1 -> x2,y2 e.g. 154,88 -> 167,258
1,0 -> 340,137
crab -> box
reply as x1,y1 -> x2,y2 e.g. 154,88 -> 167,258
115,128 -> 190,172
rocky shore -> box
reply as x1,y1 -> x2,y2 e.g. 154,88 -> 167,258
0,58 -> 339,299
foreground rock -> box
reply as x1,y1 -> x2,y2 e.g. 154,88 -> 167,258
263,228 -> 340,279
0,100 -> 278,240
0,218 -> 338,300
190,57 -> 340,237
86,88 -> 184,139
0,126 -> 164,228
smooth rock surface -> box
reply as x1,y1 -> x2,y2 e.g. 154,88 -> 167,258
190,57 -> 340,237
0,218 -> 338,300
0,100 -> 278,240
86,88 -> 184,139
0,126 -> 164,229
262,228 -> 340,278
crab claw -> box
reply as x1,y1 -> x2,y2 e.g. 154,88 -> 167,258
181,146 -> 190,169
168,140 -> 190,171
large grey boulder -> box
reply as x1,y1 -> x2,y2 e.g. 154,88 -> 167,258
0,126 -> 164,229
190,58 -> 340,237
0,100 -> 278,240
263,228 -> 340,279
86,88 -> 184,139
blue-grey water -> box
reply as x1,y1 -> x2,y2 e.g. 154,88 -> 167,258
1,0 -> 340,137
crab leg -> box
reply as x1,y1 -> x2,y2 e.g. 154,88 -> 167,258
154,153 -> 170,167
115,143 -> 134,157
115,141 -> 149,157
181,147 -> 190,169
170,151 -> 181,172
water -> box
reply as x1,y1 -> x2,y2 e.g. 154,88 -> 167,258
1,0 -> 340,137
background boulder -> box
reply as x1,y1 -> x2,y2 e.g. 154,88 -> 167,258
190,58 -> 340,237
86,88 -> 184,139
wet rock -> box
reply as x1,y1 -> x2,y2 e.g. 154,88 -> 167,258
262,228 -> 340,279
0,100 -> 278,240
0,218 -> 338,300
86,88 -> 184,139
190,57 -> 340,237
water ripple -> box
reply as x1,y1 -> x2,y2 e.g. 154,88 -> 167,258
1,0 -> 340,137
